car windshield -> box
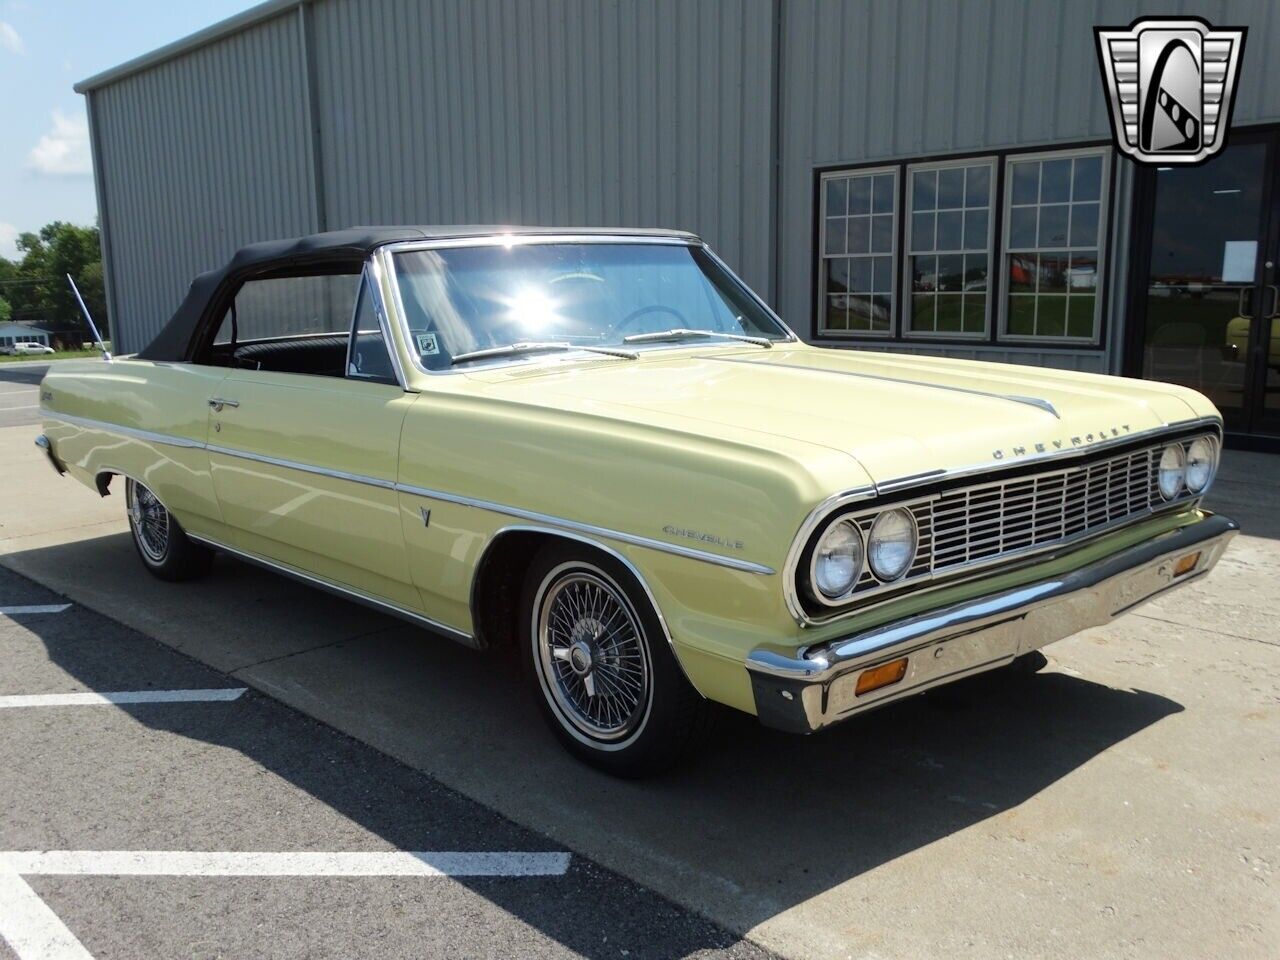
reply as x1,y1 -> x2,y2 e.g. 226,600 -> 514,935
389,241 -> 787,370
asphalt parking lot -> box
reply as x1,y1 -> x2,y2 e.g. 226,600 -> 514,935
1,422 -> 1277,959
0,363 -> 46,429
0,564 -> 771,960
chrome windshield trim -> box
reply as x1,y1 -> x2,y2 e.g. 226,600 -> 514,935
380,234 -> 795,378
782,418 -> 1224,626
205,444 -> 398,490
187,533 -> 475,647
360,256 -> 411,390
43,411 -> 206,449
398,482 -> 775,575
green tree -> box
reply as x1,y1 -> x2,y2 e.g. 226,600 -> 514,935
0,222 -> 107,340
0,296 -> 10,323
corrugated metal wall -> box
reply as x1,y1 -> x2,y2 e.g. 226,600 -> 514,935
89,0 -> 775,353
775,0 -> 1280,372
89,13 -> 317,351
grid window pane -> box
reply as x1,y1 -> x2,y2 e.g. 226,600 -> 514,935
849,216 -> 870,254
963,209 -> 988,250
1072,155 -> 1102,201
849,176 -> 871,214
937,254 -> 965,292
849,258 -> 872,293
828,258 -> 850,294
913,170 -> 937,211
825,218 -> 846,255
1070,202 -> 1099,246
1003,150 -> 1106,341
820,170 -> 896,335
1038,204 -> 1069,246
1041,159 -> 1072,202
872,256 -> 892,292
871,214 -> 893,253
911,294 -> 935,332
872,174 -> 894,213
936,210 -> 963,250
1011,162 -> 1039,204
1009,207 -> 1037,247
826,178 -> 847,216
937,167 -> 965,208
911,212 -> 935,252
965,166 -> 990,207
906,160 -> 995,337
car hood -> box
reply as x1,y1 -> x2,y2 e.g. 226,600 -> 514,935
468,344 -> 1214,486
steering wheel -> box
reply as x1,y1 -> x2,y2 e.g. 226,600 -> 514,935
613,304 -> 690,335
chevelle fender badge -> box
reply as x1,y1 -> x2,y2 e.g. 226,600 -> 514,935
662,525 -> 745,551
993,424 -> 1132,460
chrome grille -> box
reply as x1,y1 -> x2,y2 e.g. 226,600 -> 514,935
923,447 -> 1158,573
841,442 -> 1182,594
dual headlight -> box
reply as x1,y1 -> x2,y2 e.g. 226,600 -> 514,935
811,508 -> 918,600
1158,436 -> 1218,499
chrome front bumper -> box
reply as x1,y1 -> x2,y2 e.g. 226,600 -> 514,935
746,513 -> 1238,734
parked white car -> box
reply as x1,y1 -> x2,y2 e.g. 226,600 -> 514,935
3,342 -> 55,356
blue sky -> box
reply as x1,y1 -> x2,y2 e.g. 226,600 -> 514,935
0,0 -> 256,258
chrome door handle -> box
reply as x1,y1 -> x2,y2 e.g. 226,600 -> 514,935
208,398 -> 239,412
1266,285 -> 1280,319
1237,286 -> 1254,319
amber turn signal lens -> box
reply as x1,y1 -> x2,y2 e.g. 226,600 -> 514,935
1173,552 -> 1201,577
855,657 -> 908,696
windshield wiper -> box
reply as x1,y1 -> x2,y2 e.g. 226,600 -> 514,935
450,341 -> 639,365
621,327 -> 773,348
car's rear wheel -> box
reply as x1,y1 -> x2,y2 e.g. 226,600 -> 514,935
125,478 -> 212,581
521,542 -> 711,777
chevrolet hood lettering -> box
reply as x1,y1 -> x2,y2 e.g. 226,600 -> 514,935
992,424 -> 1132,460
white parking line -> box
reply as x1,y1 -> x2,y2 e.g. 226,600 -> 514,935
0,870 -> 94,960
2,850 -> 572,877
0,689 -> 248,709
0,605 -> 72,616
0,849 -> 570,960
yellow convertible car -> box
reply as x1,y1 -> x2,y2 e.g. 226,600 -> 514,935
37,227 -> 1236,776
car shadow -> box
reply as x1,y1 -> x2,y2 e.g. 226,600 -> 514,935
5,532 -> 1184,954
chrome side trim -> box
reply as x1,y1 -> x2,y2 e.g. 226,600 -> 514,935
473,524 -> 701,692
204,443 -> 397,491
781,418 -> 1223,626
42,411 -> 206,449
187,533 -> 476,647
398,482 -> 776,575
44,410 -> 772,575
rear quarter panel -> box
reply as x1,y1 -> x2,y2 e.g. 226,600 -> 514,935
41,359 -> 230,536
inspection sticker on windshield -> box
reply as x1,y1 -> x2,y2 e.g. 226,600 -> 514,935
417,333 -> 440,356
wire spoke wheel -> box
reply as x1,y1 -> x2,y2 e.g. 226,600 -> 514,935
535,566 -> 652,743
127,479 -> 170,563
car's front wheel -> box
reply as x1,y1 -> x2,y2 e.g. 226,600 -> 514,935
125,477 -> 213,581
521,543 -> 711,777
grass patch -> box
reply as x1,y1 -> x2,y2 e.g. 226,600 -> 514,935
0,348 -> 106,364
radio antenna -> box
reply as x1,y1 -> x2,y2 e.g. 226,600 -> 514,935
66,274 -> 112,361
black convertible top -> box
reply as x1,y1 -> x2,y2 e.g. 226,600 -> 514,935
135,225 -> 699,361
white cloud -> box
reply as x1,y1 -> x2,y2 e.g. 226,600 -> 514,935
27,109 -> 91,177
0,21 -> 22,54
0,222 -> 18,260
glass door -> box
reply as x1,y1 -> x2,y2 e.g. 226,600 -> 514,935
1131,130 -> 1280,441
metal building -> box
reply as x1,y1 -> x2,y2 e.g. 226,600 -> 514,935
78,0 -> 1280,446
